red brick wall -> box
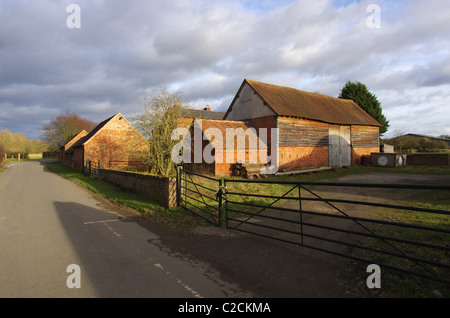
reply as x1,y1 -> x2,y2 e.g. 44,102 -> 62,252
247,115 -> 277,149
83,115 -> 148,172
61,131 -> 87,165
352,147 -> 379,165
279,146 -> 329,170
183,119 -> 268,177
73,147 -> 84,171
97,169 -> 177,208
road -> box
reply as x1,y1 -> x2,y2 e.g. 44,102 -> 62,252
0,160 -> 250,298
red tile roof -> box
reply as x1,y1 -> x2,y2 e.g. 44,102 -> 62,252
231,79 -> 381,127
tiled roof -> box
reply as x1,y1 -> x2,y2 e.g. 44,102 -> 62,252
62,129 -> 88,151
65,113 -> 117,153
180,108 -> 225,120
232,79 -> 381,126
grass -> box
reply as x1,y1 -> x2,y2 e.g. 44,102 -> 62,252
342,183 -> 450,298
48,163 -> 210,233
29,153 -> 43,160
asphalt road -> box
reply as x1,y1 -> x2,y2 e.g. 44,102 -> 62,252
0,160 -> 250,298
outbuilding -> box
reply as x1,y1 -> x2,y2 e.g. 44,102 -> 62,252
223,79 -> 381,170
64,112 -> 148,173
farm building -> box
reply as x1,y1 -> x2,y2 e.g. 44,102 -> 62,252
181,105 -> 226,120
59,129 -> 87,166
223,79 -> 381,171
180,118 -> 266,176
63,112 -> 148,173
176,105 -> 226,129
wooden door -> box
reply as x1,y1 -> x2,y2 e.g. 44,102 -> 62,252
329,125 -> 351,167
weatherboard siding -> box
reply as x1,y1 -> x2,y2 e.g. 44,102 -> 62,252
225,82 -> 275,121
277,117 -> 329,147
351,126 -> 380,148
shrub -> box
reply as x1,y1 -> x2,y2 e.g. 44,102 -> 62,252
0,144 -> 5,166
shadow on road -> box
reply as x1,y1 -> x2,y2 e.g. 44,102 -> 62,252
54,199 -> 353,298
54,200 -> 164,297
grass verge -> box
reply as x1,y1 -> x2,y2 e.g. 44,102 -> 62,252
48,163 -> 210,233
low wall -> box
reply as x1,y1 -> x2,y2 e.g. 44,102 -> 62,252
407,154 -> 450,166
97,169 -> 177,208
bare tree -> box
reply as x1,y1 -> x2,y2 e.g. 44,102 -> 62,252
132,86 -> 185,177
41,111 -> 97,150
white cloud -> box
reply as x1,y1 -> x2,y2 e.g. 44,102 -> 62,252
0,0 -> 449,139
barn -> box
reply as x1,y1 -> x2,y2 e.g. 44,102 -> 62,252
60,129 -> 87,166
180,118 -> 265,176
223,79 -> 381,171
63,112 -> 148,173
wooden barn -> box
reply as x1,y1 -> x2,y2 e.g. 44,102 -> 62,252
223,79 -> 381,170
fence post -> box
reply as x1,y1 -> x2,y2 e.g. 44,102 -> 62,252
176,165 -> 181,207
223,179 -> 227,229
298,184 -> 304,245
218,178 -> 223,227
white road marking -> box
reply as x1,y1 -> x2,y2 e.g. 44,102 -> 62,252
103,222 -> 122,238
153,263 -> 203,298
83,219 -> 119,225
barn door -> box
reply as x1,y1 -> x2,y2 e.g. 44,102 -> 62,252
329,125 -> 351,167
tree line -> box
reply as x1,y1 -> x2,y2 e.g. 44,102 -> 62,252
383,135 -> 449,152
0,129 -> 48,157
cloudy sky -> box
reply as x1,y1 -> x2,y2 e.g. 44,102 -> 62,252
0,0 -> 449,140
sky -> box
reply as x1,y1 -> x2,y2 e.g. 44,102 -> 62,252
0,0 -> 449,140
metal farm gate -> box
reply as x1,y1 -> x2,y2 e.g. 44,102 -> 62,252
178,167 -> 224,226
176,168 -> 450,284
223,178 -> 450,284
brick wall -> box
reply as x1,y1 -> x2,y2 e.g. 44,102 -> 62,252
96,169 -> 177,208
84,115 -> 148,173
352,147 -> 380,165
61,130 -> 88,165
279,146 -> 329,170
73,147 -> 84,171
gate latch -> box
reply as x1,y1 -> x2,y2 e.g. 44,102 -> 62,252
216,185 -> 227,200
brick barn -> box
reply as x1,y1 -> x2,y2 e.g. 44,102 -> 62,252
63,112 -> 148,173
60,129 -> 87,166
223,79 -> 381,171
181,118 -> 265,176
